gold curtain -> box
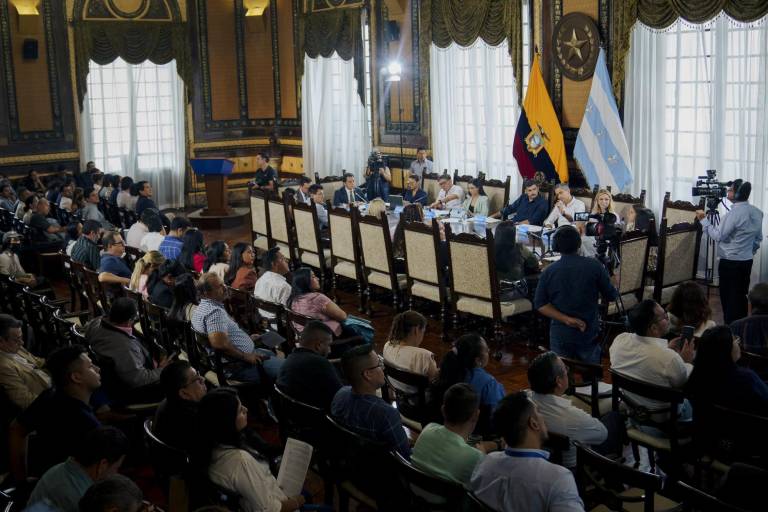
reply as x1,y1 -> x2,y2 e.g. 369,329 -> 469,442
300,8 -> 365,105
612,0 -> 768,106
431,0 -> 524,104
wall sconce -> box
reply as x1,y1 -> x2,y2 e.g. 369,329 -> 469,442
12,0 -> 40,34
244,0 -> 269,33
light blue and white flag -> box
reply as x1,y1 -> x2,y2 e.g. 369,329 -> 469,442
574,48 -> 633,192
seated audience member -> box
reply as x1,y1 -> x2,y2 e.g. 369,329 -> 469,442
45,180 -> 61,204
78,474 -> 145,512
0,181 -> 17,211
0,231 -> 47,289
81,189 -> 114,230
253,246 -> 292,318
296,175 -> 312,205
730,282 -> 768,354
125,208 -> 150,248
686,326 -> 768,418
169,273 -> 200,323
27,426 -> 129,512
65,221 -> 82,257
225,242 -> 258,292
179,228 -> 206,273
332,173 -> 366,206
403,174 -> 428,206
138,212 -> 166,252
134,181 -> 157,216
58,180 -> 74,212
70,220 -> 102,271
14,187 -> 33,219
24,169 -> 46,194
108,175 -> 122,206
192,388 -> 306,512
10,345 -> 102,480
429,174 -> 464,209
289,267 -> 354,338
277,320 -> 341,410
148,259 -> 187,309
528,352 -> 618,468
471,392 -> 585,512
72,187 -> 87,214
331,344 -> 411,458
382,311 -> 438,393
308,184 -> 329,229
534,225 -> 617,364
0,314 -> 50,410
204,240 -> 231,281
86,298 -> 169,403
412,383 -> 487,486
192,273 -> 284,384
494,220 -> 540,286
610,300 -> 694,420
391,203 -> 425,263
543,183 -> 586,228
21,194 -> 38,224
154,360 -> 207,450
115,176 -> 136,210
158,216 -> 191,261
129,250 -> 165,298
366,197 -> 387,219
462,178 -> 489,217
91,173 -> 103,195
97,232 -> 132,287
667,282 -> 716,337
96,174 -> 112,201
29,198 -> 67,249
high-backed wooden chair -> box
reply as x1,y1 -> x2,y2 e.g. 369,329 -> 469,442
662,192 -> 705,228
328,207 -> 365,310
608,189 -> 646,223
250,188 -> 271,254
672,480 -> 750,512
314,172 -> 345,203
277,178 -> 302,198
390,451 -> 468,511
403,219 -> 449,329
356,210 -> 407,312
482,176 -> 511,216
422,171 -> 441,204
225,286 -> 260,335
292,201 -> 330,288
143,418 -> 190,512
452,170 -> 475,196
570,184 -> 599,211
382,360 -> 430,431
252,297 -> 286,334
607,231 -> 651,315
648,218 -> 702,305
267,194 -> 294,263
561,356 -> 610,418
446,227 -> 532,342
526,179 -> 556,212
70,261 -> 104,316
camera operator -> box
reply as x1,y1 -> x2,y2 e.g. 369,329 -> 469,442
365,149 -> 392,201
696,179 -> 763,324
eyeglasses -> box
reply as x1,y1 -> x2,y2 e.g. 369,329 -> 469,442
362,355 -> 385,375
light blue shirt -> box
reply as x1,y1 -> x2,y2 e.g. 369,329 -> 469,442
700,201 -> 763,261
27,458 -> 93,512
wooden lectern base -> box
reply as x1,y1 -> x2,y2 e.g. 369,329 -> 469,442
188,207 -> 250,231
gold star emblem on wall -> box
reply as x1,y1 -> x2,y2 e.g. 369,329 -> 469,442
564,29 -> 587,63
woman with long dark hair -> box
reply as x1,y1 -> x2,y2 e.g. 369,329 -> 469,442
225,242 -> 258,292
437,334 -> 505,410
288,267 -> 350,337
667,282 -> 715,337
192,388 -> 306,512
204,240 -> 231,281
461,178 -> 489,217
178,229 -> 206,273
169,273 -> 199,322
494,220 -> 540,284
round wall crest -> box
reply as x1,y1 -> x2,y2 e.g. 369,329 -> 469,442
552,12 -> 601,81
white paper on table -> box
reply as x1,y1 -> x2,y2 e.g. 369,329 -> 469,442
574,381 -> 612,396
276,437 -> 314,497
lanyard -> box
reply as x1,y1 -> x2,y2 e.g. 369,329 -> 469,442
504,449 -> 549,460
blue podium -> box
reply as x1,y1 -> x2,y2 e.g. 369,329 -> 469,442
190,158 -> 234,216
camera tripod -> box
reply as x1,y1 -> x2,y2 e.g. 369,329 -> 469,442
702,204 -> 722,289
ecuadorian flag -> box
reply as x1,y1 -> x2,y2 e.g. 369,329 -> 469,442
513,54 -> 568,183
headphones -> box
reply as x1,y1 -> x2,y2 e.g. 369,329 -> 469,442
732,179 -> 752,202
551,225 -> 580,254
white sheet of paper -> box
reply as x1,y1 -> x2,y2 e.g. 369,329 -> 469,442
276,437 -> 313,497
574,381 -> 612,396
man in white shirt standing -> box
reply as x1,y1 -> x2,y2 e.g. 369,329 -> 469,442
430,174 -> 464,209
471,391 -> 585,512
610,300 -> 695,417
253,247 -> 292,319
544,183 -> 586,227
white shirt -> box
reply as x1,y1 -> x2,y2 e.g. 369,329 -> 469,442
544,197 -> 586,227
253,271 -> 292,319
209,447 -> 286,512
126,222 -> 149,249
529,391 -> 607,468
609,332 -> 692,411
208,262 -> 230,281
117,191 -> 138,210
438,185 -> 465,209
471,449 -> 584,512
139,232 -> 165,252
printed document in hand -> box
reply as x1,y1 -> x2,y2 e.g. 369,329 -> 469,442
277,438 -> 313,497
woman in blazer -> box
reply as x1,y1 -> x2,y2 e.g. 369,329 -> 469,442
462,178 -> 489,217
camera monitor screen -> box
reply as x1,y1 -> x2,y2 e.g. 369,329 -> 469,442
573,212 -> 590,222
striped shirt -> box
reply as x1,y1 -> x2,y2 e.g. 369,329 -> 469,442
70,237 -> 100,271
159,236 -> 184,261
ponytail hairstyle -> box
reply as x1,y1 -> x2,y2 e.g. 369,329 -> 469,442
387,310 -> 427,345
130,250 -> 165,291
438,334 -> 487,388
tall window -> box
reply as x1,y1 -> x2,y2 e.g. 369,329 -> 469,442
363,10 -> 373,144
83,58 -> 185,208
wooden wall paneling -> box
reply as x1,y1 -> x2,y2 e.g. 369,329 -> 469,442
205,0 -> 241,121
243,0 -> 276,119
276,0 -> 297,119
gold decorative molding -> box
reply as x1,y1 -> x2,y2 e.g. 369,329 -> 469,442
0,152 -> 80,165
191,138 -> 271,150
278,138 -> 302,147
377,146 -> 417,157
534,0 -> 543,55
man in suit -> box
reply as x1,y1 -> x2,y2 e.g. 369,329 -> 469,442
296,176 -> 312,205
0,314 -> 50,410
333,173 -> 366,207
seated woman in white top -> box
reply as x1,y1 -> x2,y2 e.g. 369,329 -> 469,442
461,179 -> 489,217
667,281 -> 717,338
203,240 -> 231,281
383,311 -> 439,393
193,388 -> 306,512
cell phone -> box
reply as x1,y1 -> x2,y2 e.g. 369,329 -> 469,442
573,212 -> 590,222
681,325 -> 695,343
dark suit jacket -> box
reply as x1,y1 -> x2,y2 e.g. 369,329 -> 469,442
333,186 -> 366,206
276,348 -> 343,410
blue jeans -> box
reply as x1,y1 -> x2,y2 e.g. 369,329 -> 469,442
229,348 -> 283,384
550,336 -> 602,364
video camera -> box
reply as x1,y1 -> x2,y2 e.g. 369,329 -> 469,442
574,211 -> 623,275
367,151 -> 388,172
692,169 -> 728,213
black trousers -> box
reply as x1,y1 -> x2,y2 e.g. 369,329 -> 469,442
718,258 -> 753,325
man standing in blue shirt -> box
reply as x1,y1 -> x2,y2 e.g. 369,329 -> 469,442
493,179 -> 549,225
696,180 -> 763,324
534,226 -> 618,363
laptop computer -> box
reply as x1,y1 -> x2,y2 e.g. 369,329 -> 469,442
389,195 -> 404,208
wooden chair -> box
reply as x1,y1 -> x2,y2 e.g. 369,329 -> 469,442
739,350 -> 768,381
482,175 -> 511,217
314,173 -> 345,204
575,442 -> 677,512
292,201 -> 330,288
252,297 -> 286,335
696,404 -> 768,469
648,218 -> 702,306
356,210 -> 407,312
422,171 -> 441,204
250,188 -> 272,254
403,219 -> 449,333
267,194 -> 295,263
452,170 -> 475,196
662,192 -> 705,228
284,309 -> 361,355
70,261 -> 103,316
672,480 -> 749,512
225,286 -> 260,335
607,231 -> 651,315
390,451 -> 468,512
277,178 -> 302,198
83,267 -> 111,314
143,300 -> 179,354
608,189 -> 646,224
542,431 -> 571,467
446,227 -> 532,343
382,360 -> 430,431
143,418 -> 189,512
62,252 -> 88,312
610,369 -> 691,474
52,307 -> 89,347
124,245 -> 144,269
328,207 -> 366,310
570,184 -> 599,211
561,356 -> 610,418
